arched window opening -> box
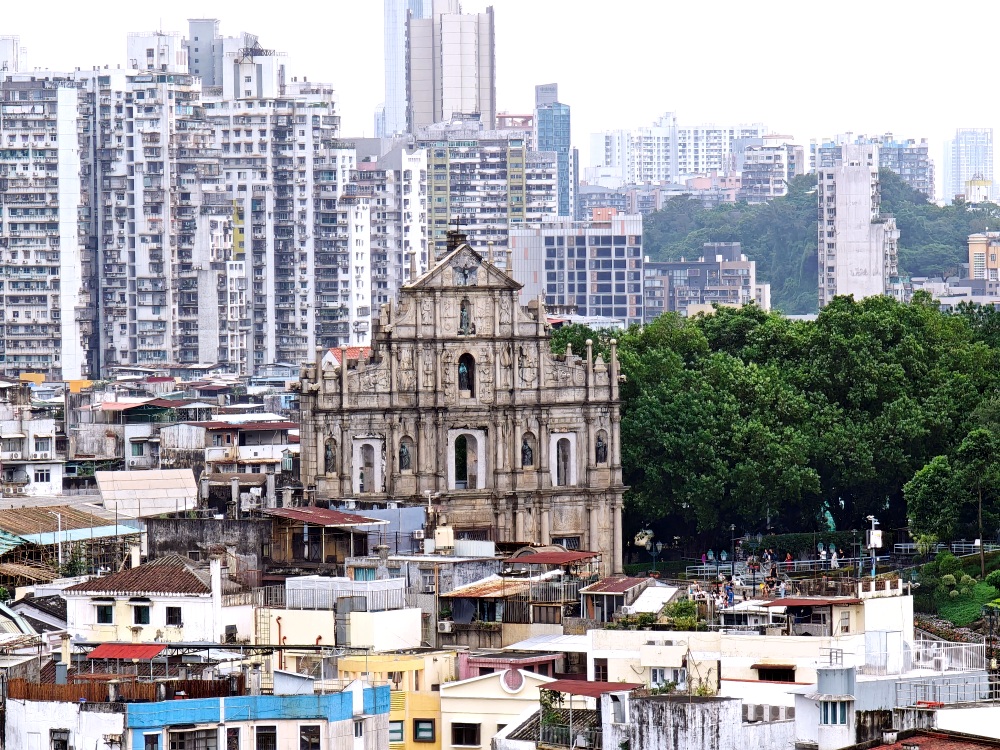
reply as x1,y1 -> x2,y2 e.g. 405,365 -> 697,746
595,430 -> 609,465
454,434 -> 479,489
521,432 -> 536,468
360,444 -> 375,493
458,353 -> 476,395
556,438 -> 572,487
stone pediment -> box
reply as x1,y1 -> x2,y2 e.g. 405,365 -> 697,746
404,242 -> 522,292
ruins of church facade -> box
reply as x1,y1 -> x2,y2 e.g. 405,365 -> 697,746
297,233 -> 625,573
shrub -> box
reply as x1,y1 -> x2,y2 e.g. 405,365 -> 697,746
938,553 -> 963,576
986,570 -> 1000,589
941,574 -> 957,587
949,590 -> 960,598
960,575 -> 977,588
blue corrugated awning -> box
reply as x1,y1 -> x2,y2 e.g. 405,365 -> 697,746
20,524 -> 141,546
0,530 -> 24,555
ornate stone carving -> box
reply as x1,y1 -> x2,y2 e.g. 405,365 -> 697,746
420,297 -> 433,326
398,349 -> 415,391
451,255 -> 479,286
422,346 -> 435,388
518,346 -> 537,386
479,351 -> 494,403
499,294 -> 512,326
499,343 -> 513,388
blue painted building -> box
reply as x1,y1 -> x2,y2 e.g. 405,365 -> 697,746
7,682 -> 390,750
535,84 -> 574,218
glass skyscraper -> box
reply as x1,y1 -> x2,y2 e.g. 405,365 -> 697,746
535,84 -> 573,217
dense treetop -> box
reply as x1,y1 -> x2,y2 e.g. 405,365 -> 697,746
552,296 -> 1000,548
642,171 -> 1000,313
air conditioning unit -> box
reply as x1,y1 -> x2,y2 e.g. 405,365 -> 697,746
40,452 -> 49,459
9,452 -> 19,460
412,529 -> 425,540
15,488 -> 24,495
129,459 -> 138,466
437,620 -> 453,634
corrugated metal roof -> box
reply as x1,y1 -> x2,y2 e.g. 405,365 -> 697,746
440,575 -> 532,599
580,576 -> 649,595
262,507 -> 388,528
0,505 -> 119,536
542,679 -> 641,697
88,643 -> 166,660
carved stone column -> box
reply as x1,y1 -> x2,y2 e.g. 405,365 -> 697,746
612,500 -> 623,574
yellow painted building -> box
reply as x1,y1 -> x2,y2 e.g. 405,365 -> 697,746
968,231 -> 1000,284
338,650 -> 458,750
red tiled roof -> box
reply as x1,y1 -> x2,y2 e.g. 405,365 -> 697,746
542,679 -> 641,698
509,551 -> 600,565
63,555 -> 214,596
262,507 -> 387,528
88,643 -> 167,660
765,597 -> 862,607
326,347 -> 372,363
580,577 -> 649,594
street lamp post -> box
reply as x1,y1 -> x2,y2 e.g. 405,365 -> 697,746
730,524 -> 736,566
48,511 -> 62,570
866,516 -> 880,579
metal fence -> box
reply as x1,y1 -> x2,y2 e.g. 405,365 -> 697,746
540,726 -> 602,749
895,673 -> 991,707
233,583 -> 405,612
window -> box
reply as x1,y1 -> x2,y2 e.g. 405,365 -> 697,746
555,438 -> 572,486
50,729 -> 69,750
133,605 -> 150,625
255,727 -> 277,750
594,658 -> 608,682
33,437 -> 51,452
34,469 -> 51,483
533,605 -> 561,624
552,536 -> 580,550
353,721 -> 364,739
300,726 -> 320,750
226,728 -> 239,750
213,434 -> 223,447
166,607 -> 182,626
413,719 -> 435,743
840,611 -> 850,634
389,722 -> 404,743
756,667 -> 795,682
145,735 -> 160,750
820,700 -> 849,725
96,605 -> 113,624
132,442 -> 145,457
451,724 -> 481,747
169,729 -> 217,749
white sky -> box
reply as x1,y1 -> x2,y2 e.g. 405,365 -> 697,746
3,0 -> 994,192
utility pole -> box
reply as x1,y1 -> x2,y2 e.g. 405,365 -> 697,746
48,511 -> 63,570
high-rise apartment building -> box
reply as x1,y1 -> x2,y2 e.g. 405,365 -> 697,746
0,77 -> 95,381
643,242 -> 764,321
509,214 -> 644,325
407,1 -> 496,132
817,144 -> 901,308
380,0 -> 430,137
0,36 -> 26,73
944,129 -> 994,203
814,133 -> 935,200
353,141 -> 429,309
738,137 -> 804,204
589,113 -> 768,185
534,83 -> 573,217
183,19 -> 245,88
416,115 -> 556,259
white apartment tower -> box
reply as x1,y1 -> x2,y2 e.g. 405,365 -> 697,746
202,54 -> 372,370
589,113 -> 768,185
944,128 -> 994,203
407,1 -> 496,132
0,77 -> 95,380
381,0 -> 431,137
354,143 -> 429,309
89,68 -> 248,373
818,144 -> 900,308
0,36 -> 26,73
416,116 -> 557,258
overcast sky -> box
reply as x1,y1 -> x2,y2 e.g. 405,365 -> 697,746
3,0 -> 994,191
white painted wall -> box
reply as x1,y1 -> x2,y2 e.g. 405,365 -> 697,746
6,698 -> 125,750
347,608 -> 422,650
935,706 -> 1000,739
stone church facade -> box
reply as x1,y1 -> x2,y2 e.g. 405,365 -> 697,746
297,234 -> 625,573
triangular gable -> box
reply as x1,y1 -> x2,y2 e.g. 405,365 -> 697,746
404,241 -> 522,292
